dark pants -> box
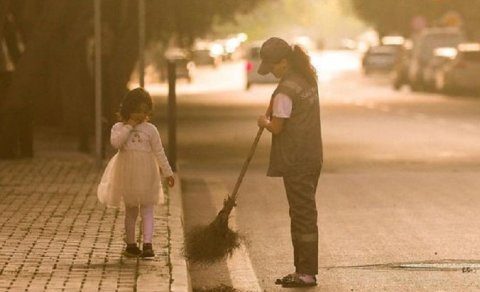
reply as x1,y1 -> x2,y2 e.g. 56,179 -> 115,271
283,171 -> 320,275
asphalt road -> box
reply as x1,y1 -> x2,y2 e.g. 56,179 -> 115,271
151,51 -> 480,291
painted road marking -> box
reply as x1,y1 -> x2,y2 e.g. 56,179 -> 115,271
342,260 -> 480,272
205,179 -> 262,292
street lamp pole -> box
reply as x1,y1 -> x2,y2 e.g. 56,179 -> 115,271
138,0 -> 145,87
94,0 -> 102,167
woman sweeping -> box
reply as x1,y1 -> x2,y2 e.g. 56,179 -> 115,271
256,37 -> 323,288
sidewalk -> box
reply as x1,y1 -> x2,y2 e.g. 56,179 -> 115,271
0,129 -> 191,291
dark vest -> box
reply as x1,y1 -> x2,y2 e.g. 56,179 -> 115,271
267,72 -> 323,177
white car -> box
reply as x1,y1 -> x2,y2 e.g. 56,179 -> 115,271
435,43 -> 480,95
362,45 -> 399,75
244,43 -> 278,90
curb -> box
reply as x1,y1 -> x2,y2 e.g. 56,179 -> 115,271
169,172 -> 192,292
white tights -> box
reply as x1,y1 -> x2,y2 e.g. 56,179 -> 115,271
124,205 -> 154,244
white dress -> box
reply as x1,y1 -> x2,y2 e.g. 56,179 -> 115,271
97,122 -> 173,207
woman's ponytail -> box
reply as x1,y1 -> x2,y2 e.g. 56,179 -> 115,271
288,45 -> 317,86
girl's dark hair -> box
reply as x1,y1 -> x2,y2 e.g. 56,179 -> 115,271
287,45 -> 317,86
118,87 -> 153,121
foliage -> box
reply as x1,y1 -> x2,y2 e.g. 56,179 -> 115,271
212,0 -> 366,46
349,0 -> 480,38
0,0 -> 266,158
147,0 -> 266,46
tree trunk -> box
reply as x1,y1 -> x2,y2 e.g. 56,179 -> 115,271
56,2 -> 92,130
0,0 -> 9,41
0,0 -> 69,158
106,0 -> 139,123
107,25 -> 139,122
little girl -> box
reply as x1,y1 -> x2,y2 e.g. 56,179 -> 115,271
97,87 -> 175,259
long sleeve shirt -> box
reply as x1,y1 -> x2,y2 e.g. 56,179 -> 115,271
110,122 -> 174,177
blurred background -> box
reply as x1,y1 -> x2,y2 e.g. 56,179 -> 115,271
1,0 -> 480,159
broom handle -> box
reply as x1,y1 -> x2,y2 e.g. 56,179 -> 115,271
230,126 -> 264,201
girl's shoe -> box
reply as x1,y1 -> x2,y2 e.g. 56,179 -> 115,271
123,244 -> 141,257
142,243 -> 155,259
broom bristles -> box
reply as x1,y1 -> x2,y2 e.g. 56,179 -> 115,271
183,196 -> 242,264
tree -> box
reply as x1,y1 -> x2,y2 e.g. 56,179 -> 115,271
349,0 -> 480,38
0,0 -> 266,158
212,0 -> 366,48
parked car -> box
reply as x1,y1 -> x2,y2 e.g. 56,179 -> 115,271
408,27 -> 466,91
244,43 -> 278,90
362,45 -> 399,75
175,57 -> 195,83
161,49 -> 195,83
191,48 -> 222,67
435,43 -> 480,95
422,47 -> 457,91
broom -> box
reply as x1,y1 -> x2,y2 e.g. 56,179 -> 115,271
184,126 -> 265,264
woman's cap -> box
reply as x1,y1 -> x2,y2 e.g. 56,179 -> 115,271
258,37 -> 291,75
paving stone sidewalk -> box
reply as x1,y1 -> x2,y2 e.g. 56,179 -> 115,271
0,130 -> 186,291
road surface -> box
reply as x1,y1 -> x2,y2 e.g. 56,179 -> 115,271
151,51 -> 480,291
